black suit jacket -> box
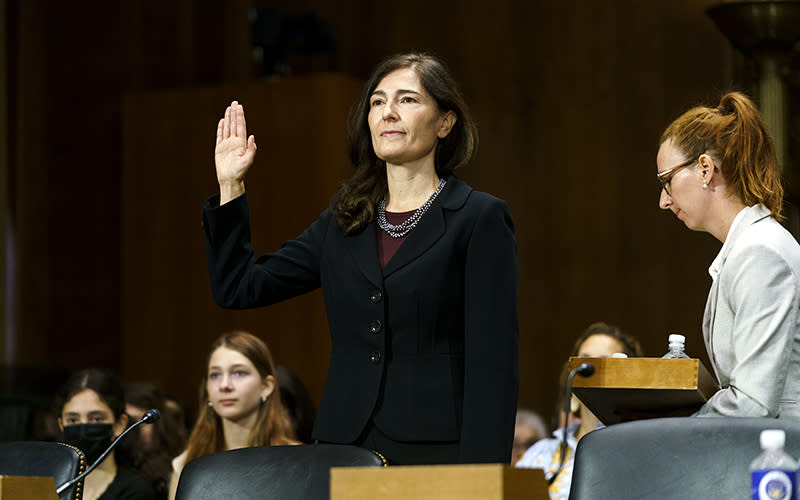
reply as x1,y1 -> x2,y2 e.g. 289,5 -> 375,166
203,175 -> 519,463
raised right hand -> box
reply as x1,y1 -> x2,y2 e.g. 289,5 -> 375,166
215,100 -> 257,204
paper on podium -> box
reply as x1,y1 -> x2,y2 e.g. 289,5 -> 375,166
0,476 -> 58,500
330,464 -> 548,500
569,356 -> 719,425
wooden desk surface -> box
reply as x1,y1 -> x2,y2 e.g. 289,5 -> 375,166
568,357 -> 719,424
330,464 -> 548,500
0,476 -> 58,500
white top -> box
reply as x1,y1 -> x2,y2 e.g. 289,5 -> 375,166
515,424 -> 579,500
697,204 -> 800,418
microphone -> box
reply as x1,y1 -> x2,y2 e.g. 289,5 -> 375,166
574,362 -> 595,378
56,409 -> 160,497
547,362 -> 594,485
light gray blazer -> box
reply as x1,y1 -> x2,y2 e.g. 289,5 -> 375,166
696,204 -> 800,419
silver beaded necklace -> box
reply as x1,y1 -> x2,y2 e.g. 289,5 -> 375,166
376,177 -> 447,238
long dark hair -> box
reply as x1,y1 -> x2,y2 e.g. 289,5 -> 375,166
55,368 -> 126,422
54,369 -> 136,468
117,383 -> 186,498
333,52 -> 479,235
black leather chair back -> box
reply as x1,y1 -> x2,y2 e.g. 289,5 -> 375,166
175,444 -> 386,500
0,441 -> 86,500
568,417 -> 800,500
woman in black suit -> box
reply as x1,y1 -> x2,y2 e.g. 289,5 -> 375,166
203,53 -> 519,464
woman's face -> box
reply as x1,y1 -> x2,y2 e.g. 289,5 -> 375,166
367,67 -> 455,169
657,139 -> 709,232
577,334 -> 626,358
59,388 -> 125,436
206,346 -> 274,424
574,334 -> 626,420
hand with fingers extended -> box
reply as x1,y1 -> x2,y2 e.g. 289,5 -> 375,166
215,100 -> 257,204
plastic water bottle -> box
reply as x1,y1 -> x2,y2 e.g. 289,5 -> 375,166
661,333 -> 690,358
751,429 -> 797,500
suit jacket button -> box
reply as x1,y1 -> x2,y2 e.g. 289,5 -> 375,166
369,351 -> 383,364
370,289 -> 383,303
369,319 -> 382,334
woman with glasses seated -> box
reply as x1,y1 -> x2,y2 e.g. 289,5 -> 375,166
656,91 -> 800,419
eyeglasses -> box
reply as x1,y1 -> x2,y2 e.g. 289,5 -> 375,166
657,157 -> 698,196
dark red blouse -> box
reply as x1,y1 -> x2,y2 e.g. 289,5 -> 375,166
376,210 -> 414,268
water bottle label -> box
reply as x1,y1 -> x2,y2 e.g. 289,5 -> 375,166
752,469 -> 796,500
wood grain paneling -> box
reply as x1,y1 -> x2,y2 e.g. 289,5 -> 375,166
3,0 -> 765,433
120,75 -> 360,412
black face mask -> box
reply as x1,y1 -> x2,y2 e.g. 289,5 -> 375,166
62,424 -> 113,464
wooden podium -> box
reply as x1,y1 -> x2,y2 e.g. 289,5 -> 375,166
569,356 -> 719,424
330,464 -> 548,500
0,476 -> 58,500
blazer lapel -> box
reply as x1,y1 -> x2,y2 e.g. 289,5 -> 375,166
381,176 -> 471,279
703,279 -> 722,381
704,204 -> 771,381
382,203 -> 445,278
344,221 -> 383,288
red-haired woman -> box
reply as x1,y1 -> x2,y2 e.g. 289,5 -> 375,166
656,91 -> 800,418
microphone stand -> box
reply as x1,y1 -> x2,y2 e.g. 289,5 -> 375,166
547,362 -> 594,486
56,409 -> 160,498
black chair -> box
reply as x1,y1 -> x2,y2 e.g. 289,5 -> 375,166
568,417 -> 800,500
175,444 -> 387,500
0,441 -> 86,500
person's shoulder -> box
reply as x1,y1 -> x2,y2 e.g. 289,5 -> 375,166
515,437 -> 560,469
733,215 -> 800,269
442,176 -> 508,213
749,216 -> 800,249
105,468 -> 157,500
171,450 -> 188,473
468,189 -> 507,208
114,467 -> 153,486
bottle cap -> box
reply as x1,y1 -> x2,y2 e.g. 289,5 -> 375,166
668,334 -> 685,344
760,429 -> 786,450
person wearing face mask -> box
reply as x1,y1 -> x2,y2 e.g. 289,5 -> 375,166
656,92 -> 800,419
167,331 -> 297,500
56,369 -> 157,500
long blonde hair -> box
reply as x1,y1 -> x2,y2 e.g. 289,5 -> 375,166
183,331 -> 295,464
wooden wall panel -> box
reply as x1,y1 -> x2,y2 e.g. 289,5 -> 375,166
0,0 -> 8,365
120,75 -> 361,412
3,0 -> 762,432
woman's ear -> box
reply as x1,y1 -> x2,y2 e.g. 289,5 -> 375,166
57,417 -> 64,433
437,110 -> 457,139
261,374 -> 276,401
698,153 -> 717,186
